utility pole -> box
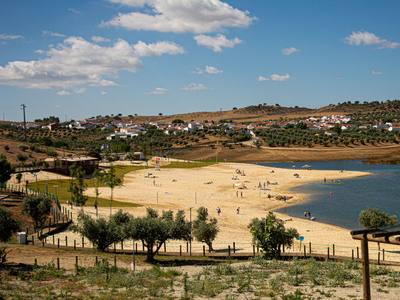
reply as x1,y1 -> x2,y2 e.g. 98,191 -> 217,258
220,108 -> 222,122
21,104 -> 27,142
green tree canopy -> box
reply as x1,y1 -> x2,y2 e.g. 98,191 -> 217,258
21,194 -> 52,230
70,209 -> 131,252
124,208 -> 191,261
248,212 -> 299,259
68,163 -> 88,207
0,155 -> 13,184
0,205 -> 20,242
192,207 -> 219,251
358,207 -> 398,229
171,118 -> 185,124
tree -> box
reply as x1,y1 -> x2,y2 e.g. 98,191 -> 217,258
104,165 -> 122,215
93,168 -> 105,205
0,205 -> 20,242
171,118 -> 184,124
16,154 -> 28,164
359,207 -> 398,229
192,207 -> 219,251
124,208 -> 191,261
70,209 -> 131,252
248,212 -> 299,259
21,194 -> 52,230
16,173 -> 22,185
332,124 -> 342,135
68,163 -> 88,208
0,155 -> 13,184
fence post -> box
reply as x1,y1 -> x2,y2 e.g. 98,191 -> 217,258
75,256 -> 78,266
180,245 -> 182,256
114,242 -> 116,252
32,236 -> 35,245
378,252 -> 380,265
58,238 -> 60,248
233,242 -> 236,253
74,240 -> 76,250
142,241 -> 145,251
203,245 -> 205,257
82,237 -> 84,248
53,235 -> 55,245
253,245 -> 255,257
383,249 -> 385,261
164,242 -> 166,252
187,242 -> 189,253
57,258 -> 59,270
333,244 -> 335,256
114,255 -> 117,267
135,243 -> 137,254
121,241 -> 123,251
95,256 -> 98,266
357,247 -> 359,259
309,242 -> 311,253
304,245 -> 306,258
352,249 -> 354,261
327,247 -> 330,260
228,245 -> 231,258
66,236 -> 68,247
34,258 -> 37,266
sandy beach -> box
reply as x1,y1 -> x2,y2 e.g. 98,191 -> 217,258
82,161 -> 389,255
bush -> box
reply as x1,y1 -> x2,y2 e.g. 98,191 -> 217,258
17,153 -> 28,163
18,144 -> 29,151
46,148 -> 58,157
0,205 -> 20,242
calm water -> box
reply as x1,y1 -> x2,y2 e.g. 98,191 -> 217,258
257,160 -> 400,230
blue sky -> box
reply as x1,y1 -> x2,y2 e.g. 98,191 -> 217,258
1,0 -> 400,122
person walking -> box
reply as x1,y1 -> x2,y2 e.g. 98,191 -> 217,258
240,191 -> 242,197
308,211 -> 311,219
217,207 -> 221,216
237,207 -> 240,214
304,211 -> 307,218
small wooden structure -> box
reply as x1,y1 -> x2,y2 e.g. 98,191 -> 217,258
351,225 -> 400,300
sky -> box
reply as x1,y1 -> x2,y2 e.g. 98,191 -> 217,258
1,0 -> 400,122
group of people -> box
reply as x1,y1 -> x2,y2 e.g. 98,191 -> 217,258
304,211 -> 311,219
236,191 -> 243,197
215,207 -> 240,216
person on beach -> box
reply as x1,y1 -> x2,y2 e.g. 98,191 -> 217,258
217,207 -> 221,216
308,211 -> 311,219
241,191 -> 243,197
236,191 -> 238,197
237,207 -> 240,214
324,178 -> 326,184
304,211 -> 307,218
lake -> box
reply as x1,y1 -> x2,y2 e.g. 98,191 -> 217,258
258,160 -> 400,230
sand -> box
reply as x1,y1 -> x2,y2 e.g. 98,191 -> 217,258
80,161 -> 398,256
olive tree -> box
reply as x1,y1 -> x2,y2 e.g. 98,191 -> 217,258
104,165 -> 122,215
0,205 -> 20,242
70,209 -> 131,252
124,208 -> 191,261
248,212 -> 299,259
0,155 -> 13,184
21,194 -> 52,230
359,207 -> 398,229
68,163 -> 88,208
192,207 -> 219,251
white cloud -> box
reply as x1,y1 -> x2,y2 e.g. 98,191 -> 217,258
205,66 -> 223,74
35,49 -> 44,54
192,66 -> 223,74
145,87 -> 169,94
101,91 -> 108,95
133,40 -> 185,56
194,34 -> 242,52
74,87 -> 86,93
102,0 -> 256,34
256,76 -> 269,82
0,36 -> 183,90
281,47 -> 300,55
191,68 -> 203,74
180,83 -> 213,90
92,36 -> 111,43
68,8 -> 82,14
0,34 -> 23,40
43,30 -> 66,37
336,77 -> 343,80
57,90 -> 71,96
372,71 -> 382,75
257,73 -> 293,82
343,31 -> 400,49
